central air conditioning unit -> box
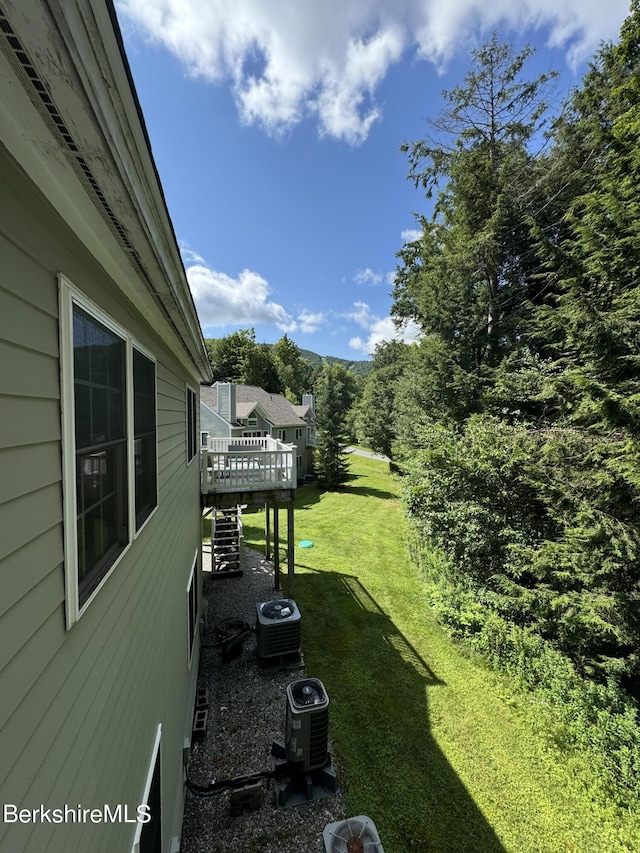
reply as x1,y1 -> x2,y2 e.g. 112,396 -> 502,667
323,816 -> 385,853
285,678 -> 329,771
272,677 -> 337,807
255,598 -> 302,671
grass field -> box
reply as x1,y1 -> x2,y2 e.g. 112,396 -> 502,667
238,454 -> 640,853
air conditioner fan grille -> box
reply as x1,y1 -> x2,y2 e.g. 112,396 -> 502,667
324,817 -> 384,853
261,599 -> 294,619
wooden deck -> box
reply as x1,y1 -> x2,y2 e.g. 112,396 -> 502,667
201,437 -> 297,507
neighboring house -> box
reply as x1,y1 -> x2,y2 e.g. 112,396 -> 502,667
293,393 -> 317,476
0,2 -> 212,852
200,383 -> 316,481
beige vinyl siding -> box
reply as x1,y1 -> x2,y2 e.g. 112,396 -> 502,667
0,142 -> 201,851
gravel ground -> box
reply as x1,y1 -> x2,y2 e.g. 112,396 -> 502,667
180,540 -> 345,853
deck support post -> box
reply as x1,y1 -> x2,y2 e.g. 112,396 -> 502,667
287,500 -> 295,596
265,501 -> 271,561
273,504 -> 280,590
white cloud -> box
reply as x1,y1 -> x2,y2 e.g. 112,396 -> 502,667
346,300 -> 376,328
180,243 -> 206,265
401,228 -> 423,242
187,264 -> 296,330
117,0 -> 629,144
346,300 -> 421,354
354,267 -> 384,286
354,267 -> 396,286
297,309 -> 326,333
186,258 -> 324,334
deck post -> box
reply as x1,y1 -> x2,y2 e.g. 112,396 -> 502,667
287,499 -> 295,597
273,503 -> 280,590
265,501 -> 271,561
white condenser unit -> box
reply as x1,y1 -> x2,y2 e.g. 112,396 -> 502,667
323,816 -> 385,853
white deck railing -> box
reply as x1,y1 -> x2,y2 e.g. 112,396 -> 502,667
201,437 -> 296,494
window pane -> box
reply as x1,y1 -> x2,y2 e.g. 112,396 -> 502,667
72,305 -> 127,606
134,350 -> 155,433
134,349 -> 157,529
76,444 -> 127,604
74,306 -> 125,450
74,382 -> 91,449
187,388 -> 197,461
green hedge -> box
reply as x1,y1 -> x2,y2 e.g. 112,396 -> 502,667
410,530 -> 640,807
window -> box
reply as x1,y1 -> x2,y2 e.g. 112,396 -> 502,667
60,276 -> 158,626
134,349 -> 157,529
276,429 -> 285,441
295,428 -> 303,440
187,553 -> 198,666
242,430 -> 262,438
186,387 -> 197,462
247,416 -> 258,427
73,304 -> 128,607
200,431 -> 209,449
296,455 -> 303,470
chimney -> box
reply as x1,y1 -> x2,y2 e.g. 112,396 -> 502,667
216,382 -> 237,423
302,393 -> 315,411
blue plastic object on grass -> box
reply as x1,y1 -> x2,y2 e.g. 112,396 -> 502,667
299,540 -> 314,548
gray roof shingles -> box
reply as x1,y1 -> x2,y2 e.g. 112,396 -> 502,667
200,383 -> 306,427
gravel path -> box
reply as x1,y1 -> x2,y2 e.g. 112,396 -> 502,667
180,540 -> 345,852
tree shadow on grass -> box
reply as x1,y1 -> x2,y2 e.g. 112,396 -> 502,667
293,567 -> 507,853
295,476 -> 399,504
340,484 -> 399,501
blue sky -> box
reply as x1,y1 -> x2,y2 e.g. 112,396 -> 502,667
115,0 -> 630,360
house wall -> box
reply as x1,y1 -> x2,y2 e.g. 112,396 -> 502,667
270,426 -> 307,480
237,411 -> 272,438
0,145 -> 201,851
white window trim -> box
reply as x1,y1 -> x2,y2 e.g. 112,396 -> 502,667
59,274 -> 158,628
187,551 -> 199,668
131,723 -> 162,853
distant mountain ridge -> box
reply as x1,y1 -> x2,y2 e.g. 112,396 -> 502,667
298,347 -> 372,376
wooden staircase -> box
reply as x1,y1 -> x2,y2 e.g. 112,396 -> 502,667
211,507 -> 243,577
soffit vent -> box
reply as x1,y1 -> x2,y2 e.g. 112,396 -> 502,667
0,7 -> 155,278
0,4 -> 194,359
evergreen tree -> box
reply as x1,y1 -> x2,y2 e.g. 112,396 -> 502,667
537,3 -> 640,433
314,362 -> 357,489
393,36 -> 558,428
394,13 -> 640,693
353,340 -> 411,458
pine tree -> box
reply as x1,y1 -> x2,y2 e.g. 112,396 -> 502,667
393,35 -> 558,427
314,363 -> 356,489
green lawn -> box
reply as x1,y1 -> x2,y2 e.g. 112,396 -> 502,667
241,455 -> 640,853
